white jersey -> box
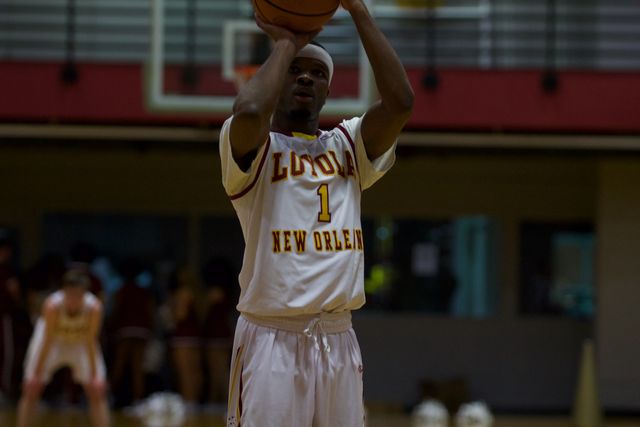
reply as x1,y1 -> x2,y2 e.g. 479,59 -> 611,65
23,290 -> 105,384
49,290 -> 98,343
219,115 -> 396,317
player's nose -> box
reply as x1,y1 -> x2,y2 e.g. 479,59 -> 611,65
296,72 -> 313,86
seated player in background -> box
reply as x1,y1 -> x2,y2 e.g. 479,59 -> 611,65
17,269 -> 109,427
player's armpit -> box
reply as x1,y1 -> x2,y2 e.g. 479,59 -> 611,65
360,100 -> 411,160
229,111 -> 270,166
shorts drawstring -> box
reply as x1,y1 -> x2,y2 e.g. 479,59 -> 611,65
303,318 -> 331,353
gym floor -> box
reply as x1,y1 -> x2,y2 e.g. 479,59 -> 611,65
1,408 -> 639,427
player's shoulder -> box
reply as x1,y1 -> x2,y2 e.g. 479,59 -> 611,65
84,292 -> 102,312
327,116 -> 362,137
42,293 -> 62,316
318,116 -> 362,147
44,290 -> 63,307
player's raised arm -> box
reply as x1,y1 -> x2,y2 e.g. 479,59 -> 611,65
229,16 -> 320,168
342,0 -> 414,160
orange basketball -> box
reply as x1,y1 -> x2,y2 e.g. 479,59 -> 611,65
253,0 -> 340,32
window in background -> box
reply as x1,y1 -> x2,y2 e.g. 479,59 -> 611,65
198,216 -> 245,277
519,222 -> 595,318
43,213 -> 188,263
363,215 -> 499,317
42,213 -> 189,297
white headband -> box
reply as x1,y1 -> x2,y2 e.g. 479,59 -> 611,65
295,44 -> 334,84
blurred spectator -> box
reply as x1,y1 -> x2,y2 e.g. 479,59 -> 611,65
23,253 -> 66,321
167,267 -> 202,411
201,257 -> 236,409
109,258 -> 154,406
0,237 -> 20,399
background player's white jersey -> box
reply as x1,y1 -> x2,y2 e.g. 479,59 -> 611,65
220,115 -> 396,317
49,290 -> 98,343
23,290 -> 105,383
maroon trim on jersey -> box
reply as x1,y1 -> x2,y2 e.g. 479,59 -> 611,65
336,124 -> 358,169
336,124 -> 361,192
238,362 -> 244,426
229,137 -> 271,201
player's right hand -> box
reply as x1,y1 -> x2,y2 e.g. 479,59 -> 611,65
255,13 -> 321,52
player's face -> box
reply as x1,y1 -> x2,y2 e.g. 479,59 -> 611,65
278,57 -> 330,119
62,287 -> 85,314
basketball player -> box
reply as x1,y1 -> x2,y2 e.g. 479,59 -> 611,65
220,0 -> 413,425
16,269 -> 109,427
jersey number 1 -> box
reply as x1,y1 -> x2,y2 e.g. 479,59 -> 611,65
317,184 -> 331,223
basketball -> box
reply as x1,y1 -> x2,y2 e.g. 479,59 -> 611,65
252,0 -> 340,32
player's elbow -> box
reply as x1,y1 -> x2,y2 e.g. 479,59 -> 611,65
233,99 -> 259,116
233,99 -> 268,123
383,88 -> 414,119
394,87 -> 415,115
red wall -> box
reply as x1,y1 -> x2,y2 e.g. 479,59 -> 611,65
1,61 -> 639,133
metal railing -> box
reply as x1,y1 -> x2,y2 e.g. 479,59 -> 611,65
1,0 -> 640,70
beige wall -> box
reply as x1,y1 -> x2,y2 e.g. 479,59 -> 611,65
1,147 -> 597,265
357,154 -> 597,408
0,147 -> 231,263
3,145 -> 629,409
597,159 -> 640,410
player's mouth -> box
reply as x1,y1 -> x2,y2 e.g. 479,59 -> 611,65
293,89 -> 314,103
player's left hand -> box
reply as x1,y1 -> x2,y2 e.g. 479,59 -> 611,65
85,377 -> 107,399
255,13 -> 321,52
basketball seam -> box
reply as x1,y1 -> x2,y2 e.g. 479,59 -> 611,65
257,0 -> 339,18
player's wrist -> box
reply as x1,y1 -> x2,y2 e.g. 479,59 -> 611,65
273,38 -> 298,54
28,374 -> 42,386
343,0 -> 367,14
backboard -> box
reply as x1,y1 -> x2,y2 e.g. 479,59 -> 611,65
146,0 -> 376,116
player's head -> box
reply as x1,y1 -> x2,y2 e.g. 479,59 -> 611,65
276,41 -> 332,125
61,268 -> 89,312
297,41 -> 333,84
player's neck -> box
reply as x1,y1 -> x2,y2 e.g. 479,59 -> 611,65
272,113 -> 319,137
64,307 -> 82,317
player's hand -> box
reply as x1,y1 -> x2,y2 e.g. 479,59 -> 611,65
255,13 -> 321,52
86,377 -> 107,398
23,377 -> 43,398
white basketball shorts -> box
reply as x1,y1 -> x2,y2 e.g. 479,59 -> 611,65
23,319 -> 106,385
226,312 -> 365,427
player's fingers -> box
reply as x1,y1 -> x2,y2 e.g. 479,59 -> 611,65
254,12 -> 268,28
292,28 -> 322,51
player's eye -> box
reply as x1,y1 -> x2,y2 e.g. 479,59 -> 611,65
313,69 -> 327,79
289,65 -> 300,74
